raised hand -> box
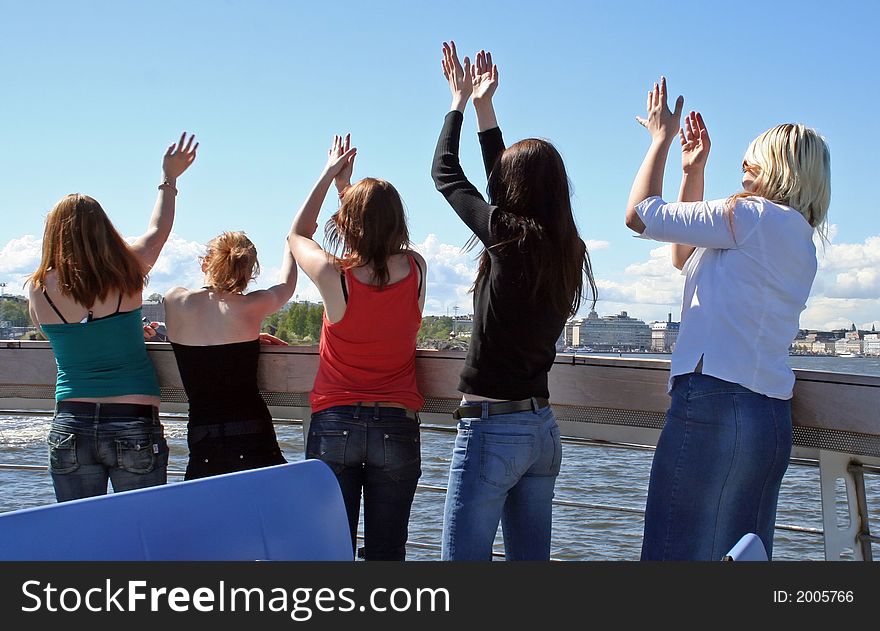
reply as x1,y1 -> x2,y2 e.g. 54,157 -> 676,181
323,134 -> 357,180
679,111 -> 710,174
441,41 -> 472,111
162,132 -> 198,180
471,49 -> 498,103
331,133 -> 356,192
635,77 -> 684,145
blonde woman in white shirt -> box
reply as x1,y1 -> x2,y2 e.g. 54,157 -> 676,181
625,77 -> 830,560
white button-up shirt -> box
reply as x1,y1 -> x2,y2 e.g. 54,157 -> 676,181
635,195 -> 817,399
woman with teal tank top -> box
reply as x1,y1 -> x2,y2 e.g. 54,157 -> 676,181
27,132 -> 199,502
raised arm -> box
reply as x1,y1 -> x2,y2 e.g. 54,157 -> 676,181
625,77 -> 683,233
432,41 -> 496,247
130,132 -> 198,272
287,134 -> 357,284
245,242 -> 298,315
472,49 -> 504,178
673,111 -> 711,269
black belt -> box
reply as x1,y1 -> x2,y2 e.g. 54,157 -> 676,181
189,419 -> 275,442
453,397 -> 550,420
56,401 -> 158,421
348,403 -> 420,422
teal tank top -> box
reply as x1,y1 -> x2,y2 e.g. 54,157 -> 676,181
41,308 -> 161,401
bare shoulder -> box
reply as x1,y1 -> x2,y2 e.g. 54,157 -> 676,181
163,286 -> 191,304
404,249 -> 427,272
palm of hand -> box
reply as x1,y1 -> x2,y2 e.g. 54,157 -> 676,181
682,140 -> 707,169
163,132 -> 198,178
473,72 -> 496,100
680,111 -> 711,173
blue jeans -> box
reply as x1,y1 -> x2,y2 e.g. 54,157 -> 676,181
441,401 -> 562,561
306,405 -> 421,561
48,402 -> 169,502
641,373 -> 792,560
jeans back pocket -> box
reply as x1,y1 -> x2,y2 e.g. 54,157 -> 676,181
306,429 -> 350,474
382,429 -> 421,481
47,430 -> 79,474
116,434 -> 160,474
479,432 -> 535,489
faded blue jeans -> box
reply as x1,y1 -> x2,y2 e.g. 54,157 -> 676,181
441,400 -> 562,561
641,373 -> 792,560
48,401 -> 169,502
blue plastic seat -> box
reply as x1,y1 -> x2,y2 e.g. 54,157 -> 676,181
0,460 -> 352,561
722,533 -> 768,561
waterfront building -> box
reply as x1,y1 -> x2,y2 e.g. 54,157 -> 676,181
570,310 -> 652,351
649,314 -> 679,352
864,334 -> 880,357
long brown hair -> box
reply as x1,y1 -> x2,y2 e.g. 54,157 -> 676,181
476,138 -> 596,317
29,194 -> 146,306
324,178 -> 411,289
202,231 -> 260,293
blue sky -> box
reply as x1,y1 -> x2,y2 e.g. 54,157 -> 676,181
1,0 -> 878,328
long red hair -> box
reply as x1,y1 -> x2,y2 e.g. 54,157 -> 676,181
29,194 -> 146,305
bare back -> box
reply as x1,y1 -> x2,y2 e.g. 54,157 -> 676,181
163,288 -> 270,346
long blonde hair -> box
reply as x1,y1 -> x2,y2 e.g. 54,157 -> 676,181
29,194 -> 146,306
731,124 -> 831,238
202,231 -> 260,293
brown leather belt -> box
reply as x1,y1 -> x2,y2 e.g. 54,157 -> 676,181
453,397 -> 551,420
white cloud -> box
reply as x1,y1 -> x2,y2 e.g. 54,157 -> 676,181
412,234 -> 479,315
590,244 -> 685,321
139,234 -> 205,295
0,235 -> 42,290
4,225 -> 880,331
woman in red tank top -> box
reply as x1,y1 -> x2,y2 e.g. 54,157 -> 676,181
287,134 -> 427,561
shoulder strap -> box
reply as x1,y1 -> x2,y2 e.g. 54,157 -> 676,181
409,254 -> 424,298
42,289 -> 69,324
114,293 -> 123,314
340,274 -> 348,304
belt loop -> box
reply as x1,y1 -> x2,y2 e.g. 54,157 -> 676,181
94,402 -> 101,422
353,403 -> 361,421
415,411 -> 421,425
530,396 -> 539,412
481,401 -> 490,420
373,402 -> 380,421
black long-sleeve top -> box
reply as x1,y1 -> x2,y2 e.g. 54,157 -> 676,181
431,110 -> 566,400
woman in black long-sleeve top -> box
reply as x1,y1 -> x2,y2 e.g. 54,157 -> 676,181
432,42 -> 597,560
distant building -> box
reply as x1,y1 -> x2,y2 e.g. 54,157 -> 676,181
451,315 -> 473,338
569,310 -> 652,351
141,300 -> 165,323
650,314 -> 680,352
864,334 -> 880,356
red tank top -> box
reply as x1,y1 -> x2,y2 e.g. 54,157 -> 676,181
310,255 -> 424,413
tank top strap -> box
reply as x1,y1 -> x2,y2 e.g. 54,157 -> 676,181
408,253 -> 423,298
42,289 -> 69,324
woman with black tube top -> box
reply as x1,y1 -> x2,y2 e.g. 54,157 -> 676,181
163,231 -> 297,480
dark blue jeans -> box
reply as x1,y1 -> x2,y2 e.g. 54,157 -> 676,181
48,402 -> 169,502
306,405 -> 421,561
641,373 -> 792,560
